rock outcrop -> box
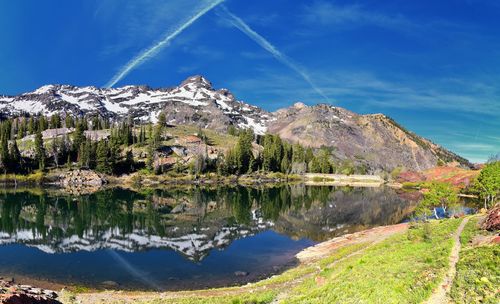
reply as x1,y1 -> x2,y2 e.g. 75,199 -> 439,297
482,203 -> 500,231
59,170 -> 105,195
0,279 -> 60,304
60,170 -> 104,187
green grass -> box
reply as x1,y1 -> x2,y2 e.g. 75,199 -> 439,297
459,217 -> 480,246
281,219 -> 461,304
451,217 -> 499,304
0,171 -> 44,184
163,125 -> 237,149
152,292 -> 276,304
62,219 -> 467,304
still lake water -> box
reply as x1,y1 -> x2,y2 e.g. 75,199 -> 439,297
0,185 -> 420,290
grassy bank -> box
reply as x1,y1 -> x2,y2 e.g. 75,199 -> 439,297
451,216 -> 499,303
0,171 -> 44,184
62,218 -> 464,304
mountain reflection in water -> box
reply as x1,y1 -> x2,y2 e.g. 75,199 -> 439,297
0,185 -> 418,290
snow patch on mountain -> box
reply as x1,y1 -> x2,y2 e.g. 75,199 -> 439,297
0,75 -> 269,134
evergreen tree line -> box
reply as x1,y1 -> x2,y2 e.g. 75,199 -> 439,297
0,113 -> 112,141
190,130 -> 366,176
0,111 -> 366,177
0,114 -> 142,175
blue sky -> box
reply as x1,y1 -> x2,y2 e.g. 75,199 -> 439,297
0,0 -> 498,162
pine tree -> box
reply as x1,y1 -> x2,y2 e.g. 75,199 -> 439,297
225,148 -> 238,175
34,129 -> 46,170
310,156 -> 321,173
125,150 -> 135,173
38,115 -> 48,131
72,121 -> 85,154
147,123 -> 153,141
158,112 -> 167,128
50,114 -> 61,129
91,116 -> 100,130
88,140 -> 97,169
108,139 -> 120,173
281,152 -> 291,173
146,141 -> 155,172
17,118 -> 26,139
318,148 -> 331,173
96,140 -> 110,174
235,129 -> 254,174
152,125 -> 162,148
10,119 -> 18,140
0,135 -> 9,173
28,116 -> 35,134
305,147 -> 314,171
261,134 -> 284,172
9,140 -> 21,173
78,142 -> 89,168
65,115 -> 74,128
292,144 -> 305,163
58,134 -> 69,166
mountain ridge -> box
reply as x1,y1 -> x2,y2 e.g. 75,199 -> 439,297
0,75 -> 470,171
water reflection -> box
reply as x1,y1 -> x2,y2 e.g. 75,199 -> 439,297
0,185 -> 418,290
0,186 -> 418,260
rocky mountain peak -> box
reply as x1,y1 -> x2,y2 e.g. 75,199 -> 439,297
180,75 -> 213,90
293,102 -> 307,109
0,75 -> 270,134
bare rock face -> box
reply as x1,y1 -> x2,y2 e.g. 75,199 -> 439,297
0,279 -> 60,304
267,103 -> 470,172
482,203 -> 500,231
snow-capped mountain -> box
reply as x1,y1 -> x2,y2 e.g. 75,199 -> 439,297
0,75 -> 470,171
0,75 -> 269,134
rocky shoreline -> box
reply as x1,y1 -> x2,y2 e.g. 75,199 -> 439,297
51,170 -> 387,193
0,278 -> 60,304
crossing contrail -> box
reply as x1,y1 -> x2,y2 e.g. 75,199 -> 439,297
105,0 -> 225,88
218,5 -> 331,102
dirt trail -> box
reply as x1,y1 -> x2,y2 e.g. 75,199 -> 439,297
66,223 -> 409,304
425,217 -> 469,304
297,223 -> 408,262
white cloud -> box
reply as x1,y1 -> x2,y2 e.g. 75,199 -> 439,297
303,1 -> 413,29
227,66 -> 500,117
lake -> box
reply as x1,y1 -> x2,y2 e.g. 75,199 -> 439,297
0,185 -> 419,291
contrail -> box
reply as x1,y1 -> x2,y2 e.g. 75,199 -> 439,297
218,5 -> 330,102
105,0 -> 225,88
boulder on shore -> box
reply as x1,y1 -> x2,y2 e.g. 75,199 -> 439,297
59,170 -> 106,195
60,170 -> 105,187
482,203 -> 500,231
0,279 -> 61,304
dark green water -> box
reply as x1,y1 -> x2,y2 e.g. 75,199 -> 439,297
0,185 -> 418,290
